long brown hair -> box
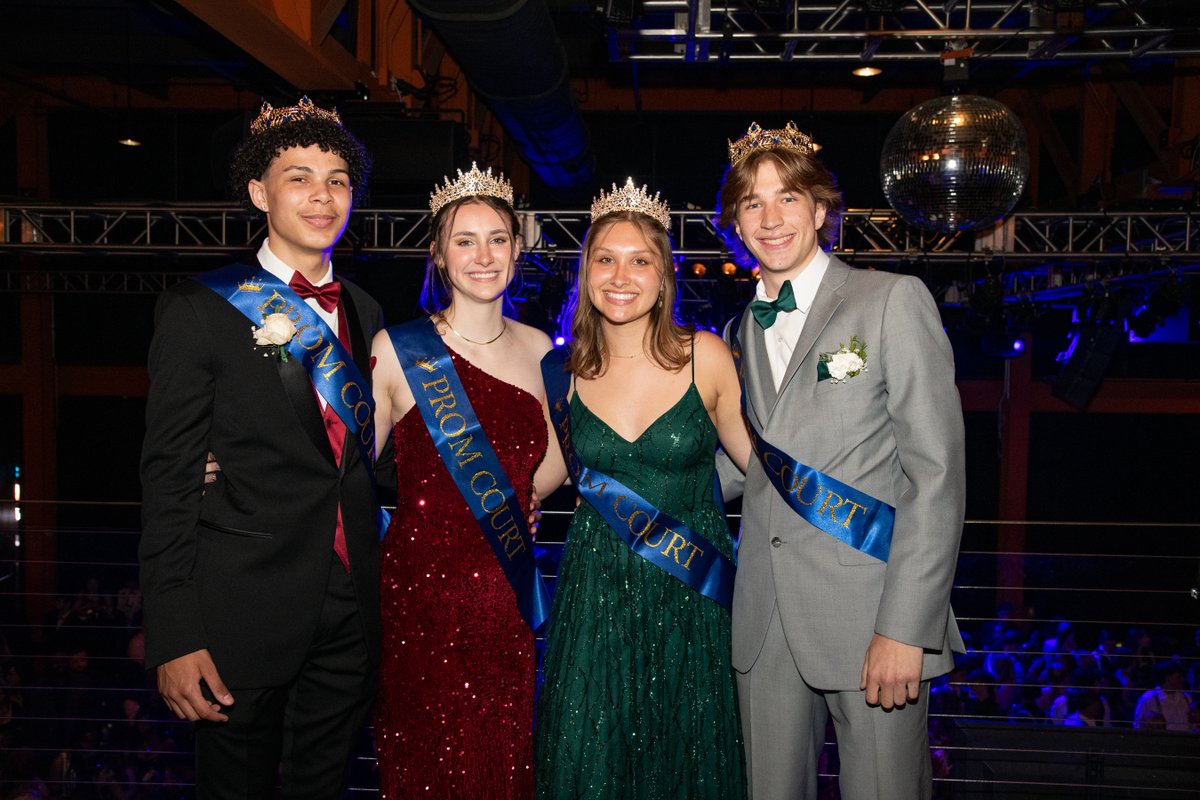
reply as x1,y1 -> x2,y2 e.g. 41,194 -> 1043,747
420,195 -> 523,314
565,211 -> 692,379
715,149 -> 843,266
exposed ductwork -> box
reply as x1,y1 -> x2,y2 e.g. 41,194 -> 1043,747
408,0 -> 595,190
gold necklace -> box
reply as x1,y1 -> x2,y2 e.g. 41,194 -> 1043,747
609,350 -> 643,359
444,316 -> 507,345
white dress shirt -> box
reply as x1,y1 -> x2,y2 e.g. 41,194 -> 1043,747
754,248 -> 829,390
257,239 -> 339,335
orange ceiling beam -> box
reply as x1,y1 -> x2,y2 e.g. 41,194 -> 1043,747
176,0 -> 372,91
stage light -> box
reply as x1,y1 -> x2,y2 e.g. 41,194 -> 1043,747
750,266 -> 760,280
1052,325 -> 1123,409
981,331 -> 1025,359
853,66 -> 882,78
554,336 -> 565,347
117,15 -> 141,147
691,263 -> 707,277
1129,306 -> 1159,339
721,261 -> 738,276
1127,280 -> 1182,340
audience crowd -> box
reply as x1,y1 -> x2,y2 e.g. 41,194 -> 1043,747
3,582 -> 1198,798
929,606 -> 1200,731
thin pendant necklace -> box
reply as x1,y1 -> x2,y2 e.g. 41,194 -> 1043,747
610,350 -> 643,359
443,316 -> 507,345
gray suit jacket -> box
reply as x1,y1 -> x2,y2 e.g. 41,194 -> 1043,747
724,255 -> 965,690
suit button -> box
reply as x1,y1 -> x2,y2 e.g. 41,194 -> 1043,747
771,536 -> 783,548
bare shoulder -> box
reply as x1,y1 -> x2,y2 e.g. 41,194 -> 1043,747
691,330 -> 739,400
370,327 -> 400,361
693,329 -> 735,366
506,318 -> 555,358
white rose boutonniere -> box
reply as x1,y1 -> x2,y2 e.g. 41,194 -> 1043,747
818,336 -> 868,383
251,313 -> 297,361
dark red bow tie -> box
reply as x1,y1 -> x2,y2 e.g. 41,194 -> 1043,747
288,273 -> 341,313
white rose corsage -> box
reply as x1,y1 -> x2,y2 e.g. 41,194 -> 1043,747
818,336 -> 867,383
251,313 -> 297,361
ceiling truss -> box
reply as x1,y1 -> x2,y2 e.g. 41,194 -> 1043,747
2,203 -> 1197,304
607,1 -> 1200,64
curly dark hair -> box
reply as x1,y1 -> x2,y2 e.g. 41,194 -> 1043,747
228,116 -> 372,209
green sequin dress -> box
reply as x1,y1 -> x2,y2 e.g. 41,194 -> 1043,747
534,381 -> 746,800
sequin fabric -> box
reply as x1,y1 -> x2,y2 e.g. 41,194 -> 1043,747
377,351 -> 545,800
534,383 -> 746,799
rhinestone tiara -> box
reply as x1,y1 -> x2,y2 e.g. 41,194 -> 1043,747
250,96 -> 342,136
728,121 -> 820,167
590,178 -> 671,230
429,162 -> 515,216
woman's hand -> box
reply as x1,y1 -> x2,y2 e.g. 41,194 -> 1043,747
203,452 -> 220,485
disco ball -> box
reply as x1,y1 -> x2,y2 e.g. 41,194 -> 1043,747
880,95 -> 1029,234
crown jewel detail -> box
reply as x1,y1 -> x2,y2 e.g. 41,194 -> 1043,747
590,178 -> 671,229
728,121 -> 820,167
250,96 -> 342,136
429,162 -> 514,215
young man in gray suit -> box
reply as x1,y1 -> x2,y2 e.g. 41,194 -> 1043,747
715,122 -> 966,800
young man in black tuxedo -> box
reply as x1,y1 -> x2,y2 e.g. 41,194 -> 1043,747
139,98 -> 384,799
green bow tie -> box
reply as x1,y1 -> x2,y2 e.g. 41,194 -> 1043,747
749,280 -> 797,328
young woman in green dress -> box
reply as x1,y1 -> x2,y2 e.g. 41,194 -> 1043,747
535,181 -> 751,799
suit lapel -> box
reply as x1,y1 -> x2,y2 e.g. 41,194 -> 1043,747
277,354 -> 336,466
769,258 -> 849,418
341,286 -> 370,382
337,287 -> 370,474
265,254 -> 343,469
737,309 -> 775,431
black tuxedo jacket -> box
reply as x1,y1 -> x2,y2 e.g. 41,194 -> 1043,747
139,263 -> 384,688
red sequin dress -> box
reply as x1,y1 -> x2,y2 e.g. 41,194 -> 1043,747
376,351 -> 545,800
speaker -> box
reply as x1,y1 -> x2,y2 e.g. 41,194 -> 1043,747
342,115 -> 468,203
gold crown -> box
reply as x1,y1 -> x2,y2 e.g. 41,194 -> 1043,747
590,178 -> 671,229
250,96 -> 342,136
728,121 -> 820,167
429,162 -> 514,216
237,278 -> 265,293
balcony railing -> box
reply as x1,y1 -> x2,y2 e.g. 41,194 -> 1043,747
1,500 -> 1198,797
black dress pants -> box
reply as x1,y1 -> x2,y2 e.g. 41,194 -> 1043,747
195,560 -> 376,800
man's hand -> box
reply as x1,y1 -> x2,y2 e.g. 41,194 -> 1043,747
156,649 -> 233,722
859,633 -> 923,709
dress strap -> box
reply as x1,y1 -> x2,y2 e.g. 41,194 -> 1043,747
690,330 -> 696,384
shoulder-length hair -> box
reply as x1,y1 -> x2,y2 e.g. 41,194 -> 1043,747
714,149 -> 844,266
564,211 -> 692,380
420,195 -> 523,315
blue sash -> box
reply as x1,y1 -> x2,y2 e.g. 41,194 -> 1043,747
540,348 -> 735,611
390,318 -> 551,632
728,314 -> 894,562
197,264 -> 375,468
